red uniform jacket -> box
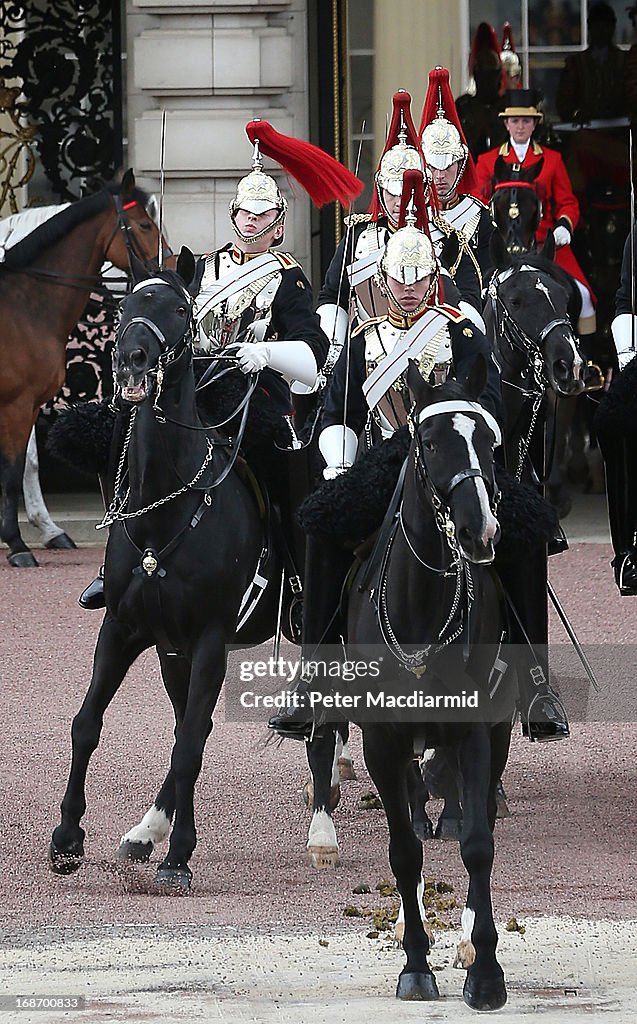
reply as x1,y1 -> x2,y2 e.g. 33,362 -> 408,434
476,140 -> 593,297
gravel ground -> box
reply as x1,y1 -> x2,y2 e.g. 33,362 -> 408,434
1,542 -> 636,1021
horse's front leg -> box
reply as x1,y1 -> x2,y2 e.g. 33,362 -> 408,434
305,726 -> 341,868
363,724 -> 439,1002
0,423 -> 37,566
458,724 -> 507,1011
118,651 -> 190,863
49,617 -> 148,873
156,632 -> 224,891
22,426 -> 76,549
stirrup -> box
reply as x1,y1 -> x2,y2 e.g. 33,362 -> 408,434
521,691 -> 570,743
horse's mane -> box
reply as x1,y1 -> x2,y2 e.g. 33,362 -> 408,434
0,182 -> 151,271
507,251 -> 572,293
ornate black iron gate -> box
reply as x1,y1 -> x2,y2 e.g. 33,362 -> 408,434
0,1 -> 124,485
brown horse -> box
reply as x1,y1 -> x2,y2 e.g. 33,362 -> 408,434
0,169 -> 167,566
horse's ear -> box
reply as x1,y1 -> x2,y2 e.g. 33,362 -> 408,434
439,232 -> 460,272
128,251 -> 149,285
541,230 -> 555,262
490,229 -> 512,270
463,353 -> 488,401
493,155 -> 509,184
120,168 -> 136,201
523,161 -> 543,184
407,359 -> 434,410
176,246 -> 196,289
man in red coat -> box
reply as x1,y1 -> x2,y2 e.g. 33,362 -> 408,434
476,90 -> 598,348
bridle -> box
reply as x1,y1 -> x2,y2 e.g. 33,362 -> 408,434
490,180 -> 541,255
376,400 -> 501,675
101,278 -> 253,529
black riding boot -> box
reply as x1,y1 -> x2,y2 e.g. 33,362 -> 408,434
78,565 -> 105,609
268,534 -> 351,740
498,542 -> 570,741
597,429 -> 637,596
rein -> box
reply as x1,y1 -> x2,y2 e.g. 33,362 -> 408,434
374,401 -> 499,676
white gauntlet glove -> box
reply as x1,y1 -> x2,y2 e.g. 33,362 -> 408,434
553,225 -> 571,248
612,313 -> 637,370
319,424 -> 358,480
231,342 -> 271,374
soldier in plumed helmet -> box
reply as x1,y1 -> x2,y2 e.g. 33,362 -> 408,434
419,66 -> 494,285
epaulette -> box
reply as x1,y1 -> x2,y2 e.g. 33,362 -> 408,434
344,213 -> 372,226
352,316 -> 384,338
435,303 -> 467,324
273,251 -> 301,270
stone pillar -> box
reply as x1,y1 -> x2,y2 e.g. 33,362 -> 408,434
126,0 -> 311,266
373,0 -> 466,161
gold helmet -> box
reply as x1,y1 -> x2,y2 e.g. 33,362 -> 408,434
229,138 -> 287,243
501,23 -> 522,85
371,91 -> 423,220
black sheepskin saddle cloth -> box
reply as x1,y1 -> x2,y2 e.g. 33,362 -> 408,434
47,366 -> 296,477
594,356 -> 637,440
298,426 -> 559,561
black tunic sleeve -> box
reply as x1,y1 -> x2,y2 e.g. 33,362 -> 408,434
615,235 -> 636,317
271,266 -> 329,369
321,334 -> 368,436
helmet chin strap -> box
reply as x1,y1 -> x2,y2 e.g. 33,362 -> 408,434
385,273 -> 437,317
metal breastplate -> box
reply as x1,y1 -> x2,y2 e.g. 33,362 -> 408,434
364,319 -> 452,435
352,223 -> 389,322
197,250 -> 282,351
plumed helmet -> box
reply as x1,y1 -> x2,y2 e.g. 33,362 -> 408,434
380,169 -> 437,285
230,119 -> 364,241
370,91 -> 424,220
500,23 -> 522,82
419,67 -> 476,197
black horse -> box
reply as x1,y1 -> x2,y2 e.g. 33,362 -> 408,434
489,157 -> 543,257
346,361 -> 512,1009
49,255 -> 284,889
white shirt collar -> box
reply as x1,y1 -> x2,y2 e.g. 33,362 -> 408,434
511,139 -> 530,163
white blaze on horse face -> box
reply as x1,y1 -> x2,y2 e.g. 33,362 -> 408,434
535,276 -> 556,311
451,414 -> 498,546
120,804 -> 172,848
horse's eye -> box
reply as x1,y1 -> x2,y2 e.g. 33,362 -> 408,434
176,306 -> 187,317
423,439 -> 436,452
137,220 -> 153,232
510,296 -> 522,308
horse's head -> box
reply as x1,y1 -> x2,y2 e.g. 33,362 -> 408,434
115,248 -> 197,404
490,158 -> 542,255
489,237 -> 585,396
407,357 -> 501,565
104,169 -> 175,276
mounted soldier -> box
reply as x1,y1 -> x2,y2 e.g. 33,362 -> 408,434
316,89 -> 486,383
78,120 -> 363,612
269,169 -> 501,740
419,66 -> 494,285
475,89 -> 608,372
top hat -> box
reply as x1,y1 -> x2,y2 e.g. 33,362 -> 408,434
499,88 -> 543,120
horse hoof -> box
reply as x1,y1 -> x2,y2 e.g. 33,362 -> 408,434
48,841 -> 84,875
434,816 -> 462,841
8,550 -> 38,567
45,532 -> 77,550
306,845 -> 340,869
412,816 -> 434,841
118,839 -> 153,863
396,970 -> 439,1001
337,756 -> 357,781
155,865 -> 192,892
463,972 -> 507,1011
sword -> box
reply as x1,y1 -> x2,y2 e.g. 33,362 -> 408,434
630,125 -> 635,357
340,123 -> 366,469
158,109 -> 167,270
547,580 -> 601,692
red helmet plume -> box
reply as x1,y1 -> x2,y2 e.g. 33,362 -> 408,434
369,90 -> 423,220
244,120 -> 364,208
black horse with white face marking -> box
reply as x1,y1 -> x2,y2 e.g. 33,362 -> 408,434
346,360 -> 512,1011
49,255 -> 282,889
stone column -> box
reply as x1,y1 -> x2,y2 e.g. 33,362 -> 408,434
373,0 -> 466,161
